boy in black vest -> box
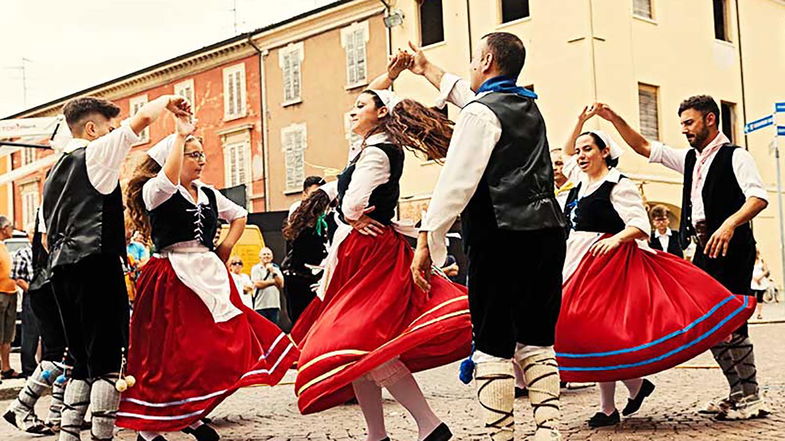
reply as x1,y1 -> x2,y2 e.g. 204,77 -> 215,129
409,33 -> 566,441
596,97 -> 769,420
42,95 -> 190,441
648,204 -> 683,258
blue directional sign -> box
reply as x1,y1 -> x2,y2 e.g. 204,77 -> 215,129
776,102 -> 785,113
744,115 -> 774,134
779,126 -> 785,136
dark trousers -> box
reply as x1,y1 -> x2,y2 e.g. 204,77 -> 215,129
692,237 -> 755,336
20,292 -> 41,376
284,273 -> 317,325
256,308 -> 280,325
28,282 -> 68,363
50,254 -> 129,379
466,227 -> 566,358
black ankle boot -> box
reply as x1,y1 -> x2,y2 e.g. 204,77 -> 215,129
588,409 -> 620,427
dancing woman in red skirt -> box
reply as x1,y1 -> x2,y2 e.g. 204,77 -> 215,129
555,106 -> 754,427
287,64 -> 472,441
117,115 -> 298,441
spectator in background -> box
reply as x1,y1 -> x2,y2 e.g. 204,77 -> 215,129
648,204 -> 684,258
251,247 -> 284,324
127,230 -> 150,265
551,148 -> 574,210
751,248 -> 770,320
0,215 -> 22,379
228,256 -> 254,309
12,224 -> 38,377
288,176 -> 327,219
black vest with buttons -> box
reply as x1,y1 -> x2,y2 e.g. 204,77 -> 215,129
679,144 -> 752,248
336,143 -> 404,225
564,179 -> 626,234
462,93 -> 566,245
42,146 -> 126,270
149,187 -> 219,251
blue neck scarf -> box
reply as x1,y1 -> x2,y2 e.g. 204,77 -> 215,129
476,75 -> 538,99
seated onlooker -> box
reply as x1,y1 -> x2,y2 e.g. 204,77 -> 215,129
251,248 -> 284,324
0,216 -> 22,379
228,256 -> 254,309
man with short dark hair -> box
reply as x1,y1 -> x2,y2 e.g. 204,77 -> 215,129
42,94 -> 190,441
648,205 -> 683,258
409,33 -> 566,441
596,96 -> 769,420
288,175 -> 327,219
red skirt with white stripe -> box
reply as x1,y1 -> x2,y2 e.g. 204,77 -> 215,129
293,228 -> 472,414
555,239 -> 755,383
116,257 -> 298,432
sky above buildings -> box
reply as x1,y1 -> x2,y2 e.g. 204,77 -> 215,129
1,0 -> 337,117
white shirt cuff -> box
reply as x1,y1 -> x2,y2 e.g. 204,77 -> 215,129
648,141 -> 664,164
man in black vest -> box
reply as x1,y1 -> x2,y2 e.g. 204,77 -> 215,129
409,34 -> 566,441
596,96 -> 769,420
42,95 -> 190,441
648,204 -> 683,258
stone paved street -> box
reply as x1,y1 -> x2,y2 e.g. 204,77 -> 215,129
1,315 -> 783,440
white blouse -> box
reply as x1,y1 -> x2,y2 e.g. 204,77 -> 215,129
561,155 -> 651,281
142,171 -> 248,323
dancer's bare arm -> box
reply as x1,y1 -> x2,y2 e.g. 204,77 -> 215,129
129,95 -> 191,136
367,51 -> 413,90
408,41 -> 445,89
596,103 -> 651,158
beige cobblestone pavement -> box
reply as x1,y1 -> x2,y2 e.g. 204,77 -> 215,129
1,321 -> 783,441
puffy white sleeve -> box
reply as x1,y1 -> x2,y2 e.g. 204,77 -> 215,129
610,178 -> 651,236
731,149 -> 769,202
434,73 -> 476,109
648,142 -> 689,175
85,124 -> 142,194
340,147 -> 391,221
211,187 -> 248,221
142,171 -> 179,211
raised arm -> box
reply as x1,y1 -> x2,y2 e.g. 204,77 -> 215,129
128,95 -> 191,137
367,51 -> 413,90
563,105 -> 599,157
162,115 -> 196,186
596,103 -> 652,158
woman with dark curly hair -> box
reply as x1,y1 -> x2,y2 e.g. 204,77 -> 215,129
288,55 -> 471,441
117,115 -> 297,441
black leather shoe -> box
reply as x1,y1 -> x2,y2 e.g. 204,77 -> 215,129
588,410 -> 620,427
423,422 -> 452,441
137,435 -> 168,441
182,423 -> 220,441
622,379 -> 655,416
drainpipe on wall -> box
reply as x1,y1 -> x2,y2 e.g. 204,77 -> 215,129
734,0 -> 749,150
380,0 -> 393,62
247,36 -> 271,212
465,0 -> 473,61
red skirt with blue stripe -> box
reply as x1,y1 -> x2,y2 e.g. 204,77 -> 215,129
555,240 -> 755,382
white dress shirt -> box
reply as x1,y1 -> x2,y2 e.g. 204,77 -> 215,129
562,156 -> 651,280
655,229 -> 672,252
421,74 -> 502,266
143,171 -> 248,323
40,124 -> 142,230
648,132 -> 768,226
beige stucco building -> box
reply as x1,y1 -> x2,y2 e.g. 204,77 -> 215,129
382,0 -> 785,283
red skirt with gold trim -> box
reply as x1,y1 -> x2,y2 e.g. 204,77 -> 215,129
293,228 -> 472,414
116,257 -> 299,432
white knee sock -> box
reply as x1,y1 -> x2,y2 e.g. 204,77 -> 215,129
90,373 -> 121,441
352,377 -> 388,441
385,370 -> 441,441
622,378 -> 643,399
598,382 -> 616,415
59,379 -> 92,441
475,360 -> 515,441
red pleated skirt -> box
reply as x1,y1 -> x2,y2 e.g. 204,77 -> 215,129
293,228 -> 472,414
116,257 -> 299,432
555,240 -> 755,382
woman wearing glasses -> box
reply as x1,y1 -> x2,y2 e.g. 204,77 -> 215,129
228,257 -> 254,308
118,115 -> 298,441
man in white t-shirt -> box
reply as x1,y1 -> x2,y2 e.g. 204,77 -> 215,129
228,256 -> 253,308
251,248 -> 284,324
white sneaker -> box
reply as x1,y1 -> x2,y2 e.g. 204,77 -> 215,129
698,394 -> 739,414
718,395 -> 771,420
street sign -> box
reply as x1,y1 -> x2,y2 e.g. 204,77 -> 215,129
745,115 -> 774,134
779,126 -> 785,136
776,102 -> 785,113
